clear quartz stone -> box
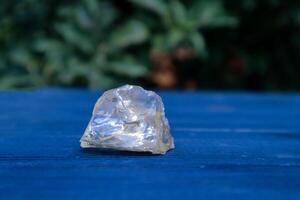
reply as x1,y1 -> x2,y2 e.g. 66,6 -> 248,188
80,85 -> 174,154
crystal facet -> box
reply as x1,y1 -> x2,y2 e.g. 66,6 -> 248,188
80,85 -> 174,154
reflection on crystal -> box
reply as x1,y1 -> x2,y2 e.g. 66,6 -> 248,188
80,85 -> 174,154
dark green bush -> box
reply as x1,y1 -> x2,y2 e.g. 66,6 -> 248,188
0,0 -> 299,90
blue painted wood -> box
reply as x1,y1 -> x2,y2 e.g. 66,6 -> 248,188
0,89 -> 300,199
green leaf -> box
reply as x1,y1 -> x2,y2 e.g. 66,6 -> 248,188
8,46 -> 43,84
86,66 -> 118,89
109,57 -> 148,78
84,1 -> 118,29
109,20 -> 149,49
189,32 -> 207,58
84,0 -> 100,17
54,23 -> 94,53
129,0 -> 167,17
75,6 -> 93,30
152,34 -> 166,51
34,38 -> 66,68
165,29 -> 185,49
189,0 -> 238,28
9,47 -> 32,67
169,0 -> 187,27
57,57 -> 88,84
207,16 -> 238,27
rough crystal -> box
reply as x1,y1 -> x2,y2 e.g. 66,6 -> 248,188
80,85 -> 174,154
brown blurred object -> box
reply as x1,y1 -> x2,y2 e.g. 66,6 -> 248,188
174,46 -> 195,61
149,51 -> 177,89
148,46 -> 201,90
226,55 -> 246,75
174,46 -> 199,90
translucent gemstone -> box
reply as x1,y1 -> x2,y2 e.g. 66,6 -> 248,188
80,85 -> 174,154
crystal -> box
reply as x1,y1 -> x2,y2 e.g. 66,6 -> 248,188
80,84 -> 174,154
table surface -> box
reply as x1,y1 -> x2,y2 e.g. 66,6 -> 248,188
1,89 -> 300,199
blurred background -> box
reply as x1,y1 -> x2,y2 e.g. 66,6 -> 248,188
0,0 -> 299,91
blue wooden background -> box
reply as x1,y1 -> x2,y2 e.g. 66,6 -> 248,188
0,89 -> 300,199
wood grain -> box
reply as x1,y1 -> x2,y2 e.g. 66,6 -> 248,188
0,89 -> 300,199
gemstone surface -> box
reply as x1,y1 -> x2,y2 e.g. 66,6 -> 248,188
80,85 -> 174,154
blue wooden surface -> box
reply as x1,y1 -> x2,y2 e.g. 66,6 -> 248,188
1,89 -> 300,199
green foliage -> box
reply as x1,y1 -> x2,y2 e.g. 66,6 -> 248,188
130,0 -> 237,56
0,0 -> 299,90
0,0 -> 151,89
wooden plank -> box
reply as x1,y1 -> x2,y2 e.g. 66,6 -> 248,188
0,89 -> 300,199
